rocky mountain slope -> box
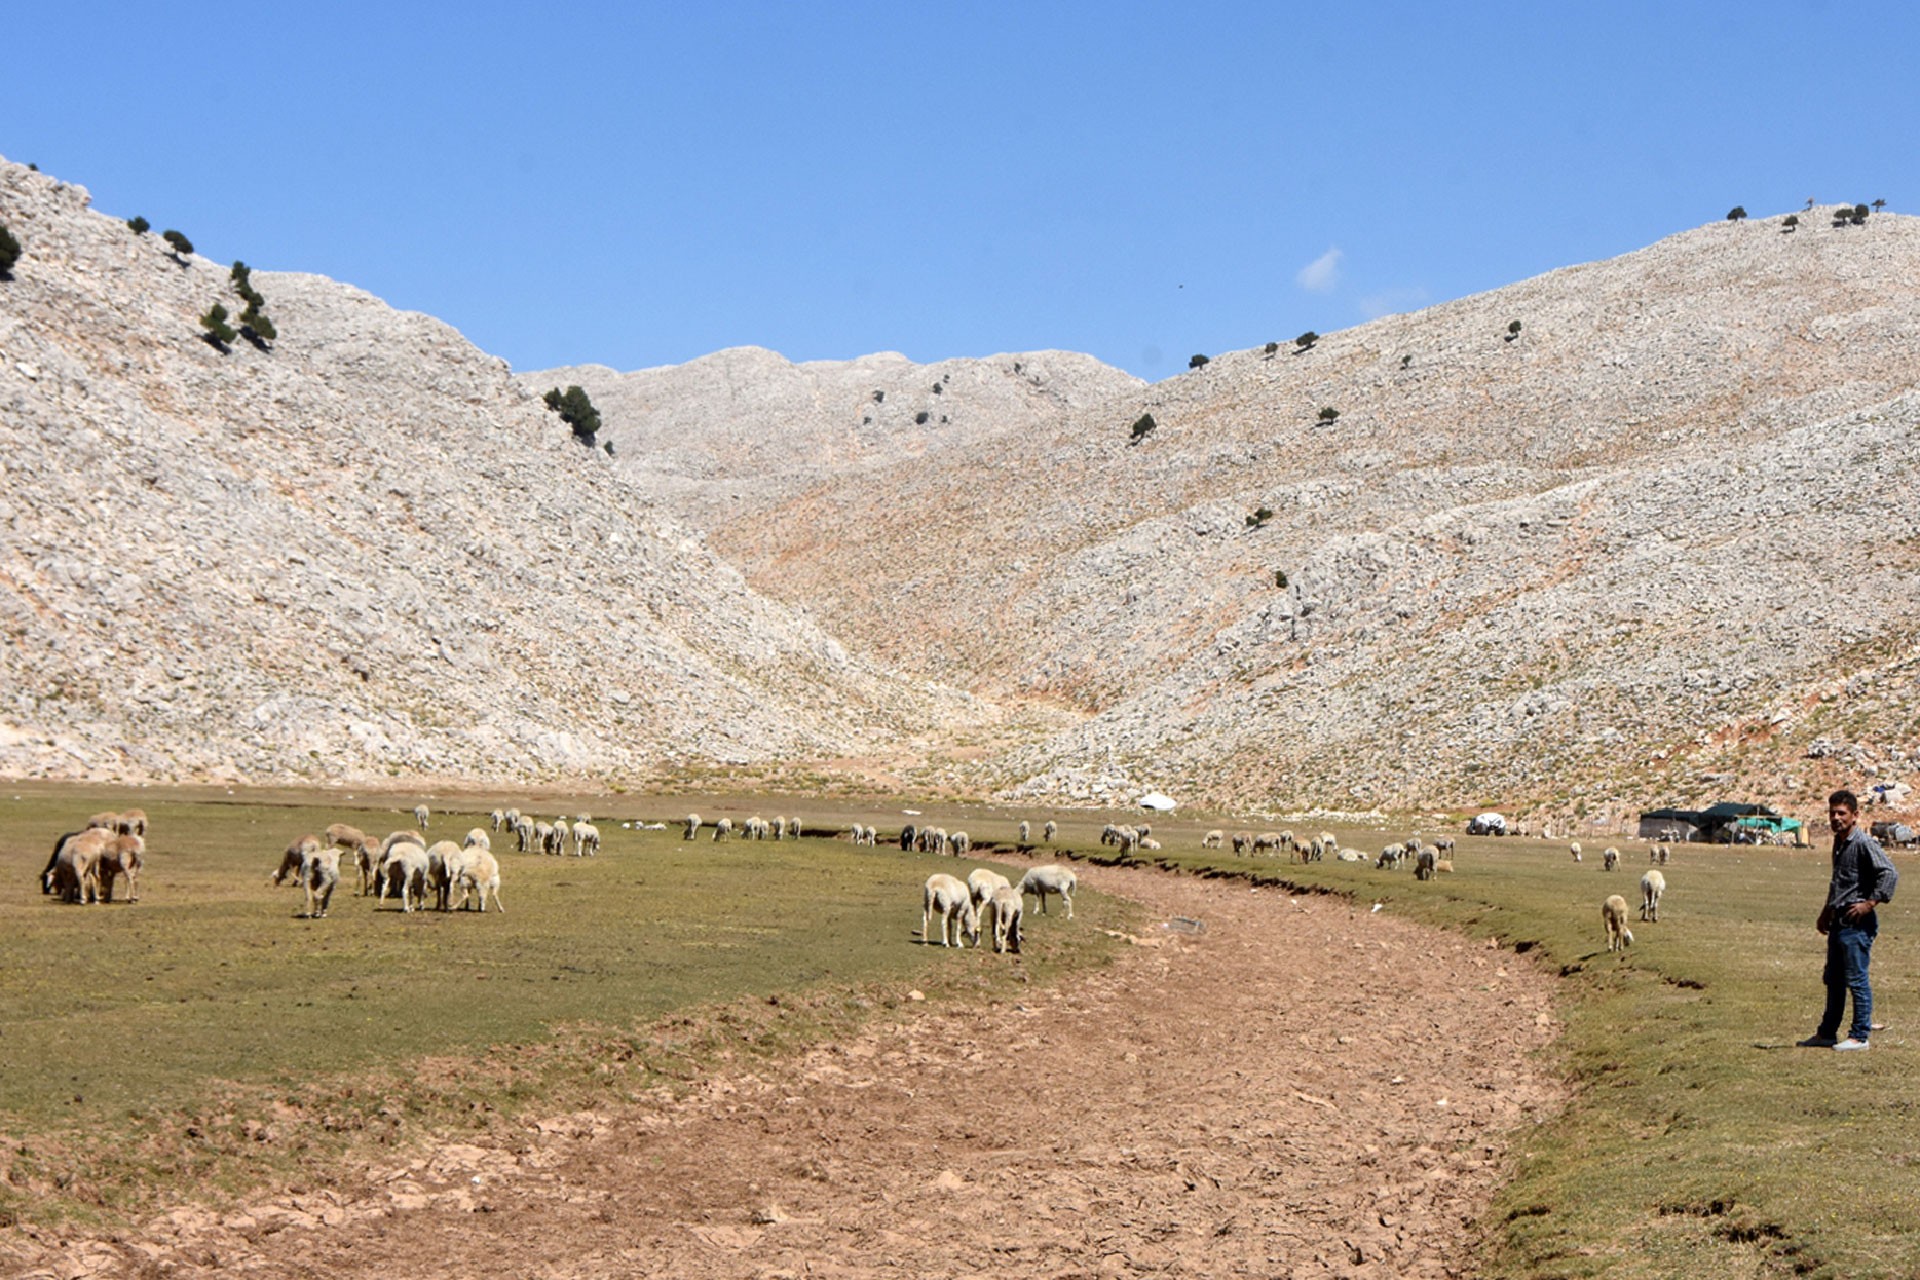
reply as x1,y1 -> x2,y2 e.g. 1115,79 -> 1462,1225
626,214 -> 1920,819
525,346 -> 1142,529
0,158 -> 977,786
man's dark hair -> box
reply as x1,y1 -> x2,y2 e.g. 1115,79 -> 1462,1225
1829,789 -> 1860,812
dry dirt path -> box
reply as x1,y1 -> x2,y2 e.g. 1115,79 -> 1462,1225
14,861 -> 1564,1280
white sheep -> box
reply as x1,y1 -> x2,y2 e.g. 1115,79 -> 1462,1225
489,808 -> 505,831
1603,894 -> 1634,951
424,840 -> 464,910
1316,833 -> 1339,860
950,830 -> 972,857
1018,864 -> 1077,918
1018,820 -> 1032,844
503,806 -> 522,831
1414,847 -> 1438,881
1231,831 -> 1253,856
533,820 -> 554,854
449,847 -> 504,913
1602,847 -> 1619,871
684,813 -> 703,841
1139,837 -> 1162,851
1042,820 -> 1057,843
464,827 -> 493,851
1100,822 -> 1120,846
94,834 -> 145,903
984,885 -> 1025,954
1569,841 -> 1583,863
1201,829 -> 1225,849
513,815 -> 535,853
922,873 -> 978,947
1640,869 -> 1666,922
378,841 -> 431,913
713,817 -> 734,842
572,820 -> 600,857
542,821 -> 568,856
412,804 -> 430,830
272,835 -> 340,918
967,867 -> 1012,912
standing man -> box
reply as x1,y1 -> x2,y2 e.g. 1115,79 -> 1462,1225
1801,789 -> 1898,1050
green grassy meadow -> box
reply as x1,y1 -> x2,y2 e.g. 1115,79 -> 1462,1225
7,787 -> 1920,1277
0,787 -> 1129,1227
1093,823 -> 1920,1280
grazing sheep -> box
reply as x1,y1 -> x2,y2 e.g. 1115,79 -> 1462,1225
85,811 -> 119,832
922,873 -> 979,948
1640,869 -> 1666,922
533,820 -> 555,853
1201,829 -> 1224,850
48,828 -> 112,903
513,815 -> 535,853
1139,836 -> 1162,851
1042,820 -> 1057,843
272,836 -> 339,918
1602,847 -> 1619,871
1316,833 -> 1339,860
950,831 -> 972,857
40,828 -> 90,894
1603,894 -> 1634,951
1377,842 -> 1406,870
503,807 -> 521,831
377,841 -> 431,913
1434,858 -> 1455,874
1018,865 -> 1077,919
572,820 -> 600,857
771,816 -> 788,840
94,834 -> 145,903
1433,836 -> 1455,857
968,867 -> 1012,912
489,808 -> 505,831
1019,820 -> 1032,844
1569,841 -> 1583,863
1100,823 -> 1120,847
425,840 -> 464,910
1336,848 -> 1366,862
412,804 -> 430,830
899,824 -> 917,852
984,885 -> 1025,954
1414,847 -> 1438,881
114,809 -> 148,837
684,814 -> 703,841
464,827 -> 493,851
713,817 -> 734,842
449,847 -> 504,913
326,822 -> 369,852
547,820 -> 573,856
1252,832 -> 1282,857
1231,831 -> 1253,856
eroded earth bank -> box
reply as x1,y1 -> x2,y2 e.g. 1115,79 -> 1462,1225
10,862 -> 1564,1280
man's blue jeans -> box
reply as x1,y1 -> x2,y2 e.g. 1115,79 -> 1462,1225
1819,913 -> 1878,1042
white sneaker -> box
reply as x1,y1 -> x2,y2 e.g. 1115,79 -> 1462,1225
1834,1038 -> 1871,1052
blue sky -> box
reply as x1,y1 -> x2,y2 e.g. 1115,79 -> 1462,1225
5,2 -> 1912,380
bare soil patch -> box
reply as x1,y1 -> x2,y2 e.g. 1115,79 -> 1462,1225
6,861 -> 1564,1279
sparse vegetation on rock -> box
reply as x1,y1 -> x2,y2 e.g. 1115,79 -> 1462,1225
542,384 -> 603,443
229,261 -> 277,347
1130,413 -> 1157,444
161,229 -> 193,259
1189,354 -> 1210,370
1317,406 -> 1341,423
1294,331 -> 1319,352
1273,569 -> 1289,588
199,302 -> 236,350
0,222 -> 20,278
1506,320 -> 1523,342
1782,214 -> 1800,233
126,215 -> 150,235
1245,506 -> 1273,529
1263,341 -> 1280,356
1727,206 -> 1747,222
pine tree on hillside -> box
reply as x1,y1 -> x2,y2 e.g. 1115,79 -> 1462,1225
543,385 -> 602,443
200,302 -> 236,351
0,223 -> 20,278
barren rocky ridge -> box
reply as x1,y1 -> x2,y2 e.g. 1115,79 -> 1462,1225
0,159 -> 978,785
540,213 -> 1920,821
6,148 -> 1920,820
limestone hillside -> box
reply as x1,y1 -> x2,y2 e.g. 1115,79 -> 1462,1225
0,158 -> 977,787
526,346 -> 1143,529
615,213 -> 1920,823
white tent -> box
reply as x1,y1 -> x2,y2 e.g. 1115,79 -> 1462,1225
1138,792 -> 1178,812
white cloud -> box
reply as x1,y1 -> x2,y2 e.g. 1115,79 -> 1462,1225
1295,247 -> 1343,293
